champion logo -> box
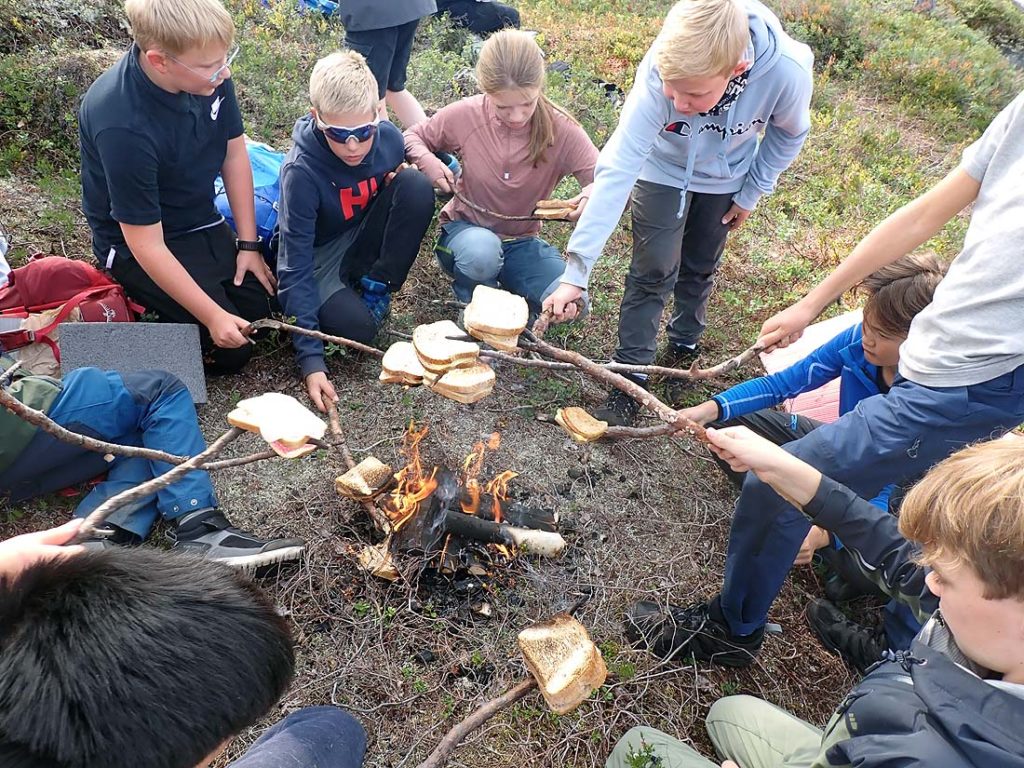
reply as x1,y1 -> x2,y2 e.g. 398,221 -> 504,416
211,96 -> 223,120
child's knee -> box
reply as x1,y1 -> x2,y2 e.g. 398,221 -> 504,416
391,167 -> 435,218
205,343 -> 254,375
451,229 -> 503,281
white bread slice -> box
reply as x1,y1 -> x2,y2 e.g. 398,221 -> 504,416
227,392 -> 327,458
464,322 -> 520,353
554,407 -> 609,443
413,320 -> 480,372
517,613 -> 608,714
464,285 -> 528,337
427,361 -> 495,404
381,341 -> 426,385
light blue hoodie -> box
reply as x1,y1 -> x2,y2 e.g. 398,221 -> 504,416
563,0 -> 813,288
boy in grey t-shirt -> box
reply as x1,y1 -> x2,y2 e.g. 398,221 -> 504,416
339,0 -> 437,127
626,91 -> 1024,667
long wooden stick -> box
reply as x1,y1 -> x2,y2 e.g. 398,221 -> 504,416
0,386 -> 189,465
415,679 -> 538,768
71,427 -> 245,543
326,403 -> 392,533
248,319 -> 385,358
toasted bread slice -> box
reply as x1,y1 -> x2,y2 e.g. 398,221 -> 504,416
554,407 -> 608,443
532,206 -> 576,220
336,456 -> 394,499
413,320 -> 480,373
534,198 -> 577,210
227,392 -> 327,458
464,285 -> 529,337
427,361 -> 495,404
517,613 -> 608,714
381,341 -> 427,385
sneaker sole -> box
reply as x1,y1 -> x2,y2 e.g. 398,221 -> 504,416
211,544 -> 306,570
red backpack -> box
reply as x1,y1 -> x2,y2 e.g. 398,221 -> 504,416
0,256 -> 142,376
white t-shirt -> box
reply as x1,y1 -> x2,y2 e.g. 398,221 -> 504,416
899,90 -> 1024,387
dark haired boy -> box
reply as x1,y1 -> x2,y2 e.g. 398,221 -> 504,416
0,528 -> 366,768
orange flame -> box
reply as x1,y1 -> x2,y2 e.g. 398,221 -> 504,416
384,422 -> 438,532
485,470 -> 518,524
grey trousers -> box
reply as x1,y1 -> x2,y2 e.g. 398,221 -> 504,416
615,180 -> 734,365
605,695 -> 824,768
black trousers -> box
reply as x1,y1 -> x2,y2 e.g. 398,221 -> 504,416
318,168 -> 435,343
436,1 -> 521,34
109,222 -> 274,375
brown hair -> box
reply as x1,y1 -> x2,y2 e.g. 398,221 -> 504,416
858,251 -> 946,338
475,29 -> 577,166
900,437 -> 1024,600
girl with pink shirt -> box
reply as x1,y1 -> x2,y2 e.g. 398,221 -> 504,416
404,30 -> 599,313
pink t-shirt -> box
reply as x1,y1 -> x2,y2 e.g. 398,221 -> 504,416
405,94 -> 598,239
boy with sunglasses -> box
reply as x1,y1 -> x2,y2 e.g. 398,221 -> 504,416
79,0 -> 276,375
277,50 -> 434,411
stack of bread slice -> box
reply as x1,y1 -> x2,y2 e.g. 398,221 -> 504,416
227,392 -> 327,458
532,198 -> 578,221
412,320 -> 481,375
463,285 -> 528,353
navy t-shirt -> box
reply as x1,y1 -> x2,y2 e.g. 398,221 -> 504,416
78,45 -> 244,260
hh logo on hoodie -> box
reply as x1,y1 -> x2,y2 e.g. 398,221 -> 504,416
339,178 -> 379,220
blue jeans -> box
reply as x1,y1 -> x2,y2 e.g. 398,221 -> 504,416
720,364 -> 1024,636
228,707 -> 367,768
435,221 -> 571,313
0,368 -> 215,539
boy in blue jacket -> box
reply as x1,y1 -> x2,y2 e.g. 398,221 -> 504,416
541,0 -> 814,427
276,51 -> 435,412
610,433 -> 1024,768
675,252 -> 944,670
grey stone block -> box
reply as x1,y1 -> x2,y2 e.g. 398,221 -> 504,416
59,322 -> 208,403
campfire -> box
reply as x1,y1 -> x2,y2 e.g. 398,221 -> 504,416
339,423 -> 562,587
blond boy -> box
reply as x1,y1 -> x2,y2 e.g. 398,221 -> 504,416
545,0 -> 814,426
609,433 -> 1024,767
79,0 -> 275,375
276,51 -> 434,410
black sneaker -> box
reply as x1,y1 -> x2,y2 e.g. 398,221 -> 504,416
168,509 -> 305,570
593,373 -> 647,427
625,595 -> 763,667
805,598 -> 887,674
79,525 -> 142,552
658,343 -> 702,407
824,572 -> 871,603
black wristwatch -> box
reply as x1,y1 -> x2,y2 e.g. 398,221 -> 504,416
236,238 -> 263,252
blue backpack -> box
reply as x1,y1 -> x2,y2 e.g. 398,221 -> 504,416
214,139 -> 285,260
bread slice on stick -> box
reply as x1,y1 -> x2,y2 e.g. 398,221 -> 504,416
380,341 -> 427,385
554,407 -> 609,443
427,361 -> 495,404
517,613 -> 608,714
413,320 -> 480,373
227,393 -> 327,458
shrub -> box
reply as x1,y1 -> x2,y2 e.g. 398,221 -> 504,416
774,0 -> 867,72
0,0 -> 128,54
949,0 -> 1024,48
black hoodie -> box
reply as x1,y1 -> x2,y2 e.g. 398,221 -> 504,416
277,114 -> 405,376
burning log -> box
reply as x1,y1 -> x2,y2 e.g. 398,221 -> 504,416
439,509 -> 565,558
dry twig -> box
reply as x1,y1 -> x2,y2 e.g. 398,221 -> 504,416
327,403 -> 392,533
249,319 -> 384,358
72,427 -> 245,542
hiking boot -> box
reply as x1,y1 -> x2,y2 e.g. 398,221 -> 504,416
658,343 -> 702,407
358,276 -> 391,325
806,598 -> 887,674
593,373 -> 646,427
625,595 -> 764,668
78,524 -> 142,552
824,572 -> 873,603
168,509 -> 305,570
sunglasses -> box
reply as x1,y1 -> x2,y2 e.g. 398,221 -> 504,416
169,44 -> 240,85
316,118 -> 380,144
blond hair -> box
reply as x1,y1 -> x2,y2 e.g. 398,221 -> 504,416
476,29 -> 579,167
858,251 -> 946,338
900,438 -> 1024,600
655,0 -> 750,80
310,50 -> 380,118
125,0 -> 235,55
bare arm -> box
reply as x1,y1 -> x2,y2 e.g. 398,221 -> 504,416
759,167 -> 980,349
120,222 -> 251,347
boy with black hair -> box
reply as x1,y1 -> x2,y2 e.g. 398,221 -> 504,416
0,358 -> 304,567
0,524 -> 366,768
610,432 -> 1024,768
79,0 -> 276,375
277,50 -> 434,412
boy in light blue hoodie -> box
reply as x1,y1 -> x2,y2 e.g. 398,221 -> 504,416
543,0 -> 813,427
